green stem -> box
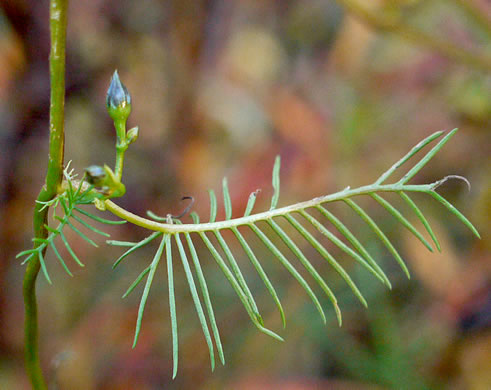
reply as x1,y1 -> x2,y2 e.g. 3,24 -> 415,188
23,0 -> 68,388
114,120 -> 128,181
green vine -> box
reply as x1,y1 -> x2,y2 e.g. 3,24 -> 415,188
22,1 -> 68,388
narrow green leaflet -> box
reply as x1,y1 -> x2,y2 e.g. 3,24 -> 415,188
285,214 -> 368,308
375,131 -> 444,185
222,178 -> 232,220
111,232 -> 161,269
398,129 -> 458,184
267,219 -> 341,325
59,230 -> 85,267
166,234 -> 179,379
344,198 -> 410,279
122,265 -> 151,298
398,191 -> 441,252
208,190 -> 217,223
244,190 -> 260,217
315,205 -> 391,288
199,230 -> 283,341
49,241 -> 73,277
299,209 -> 385,285
175,232 -> 216,371
184,231 -> 225,365
72,214 -> 111,237
133,234 -> 166,348
249,223 -> 327,324
231,226 -> 286,328
214,231 -> 261,323
270,156 -> 281,210
74,206 -> 126,225
429,191 -> 480,238
370,193 -> 433,251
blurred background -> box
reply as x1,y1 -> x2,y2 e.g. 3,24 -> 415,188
0,0 -> 490,389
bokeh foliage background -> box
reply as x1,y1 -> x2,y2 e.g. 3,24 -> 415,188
0,0 -> 489,389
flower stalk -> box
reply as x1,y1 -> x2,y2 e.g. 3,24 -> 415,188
106,70 -> 133,181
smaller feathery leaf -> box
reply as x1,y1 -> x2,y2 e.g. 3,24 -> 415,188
19,168 -> 114,282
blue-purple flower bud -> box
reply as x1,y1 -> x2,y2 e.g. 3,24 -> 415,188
106,70 -> 132,123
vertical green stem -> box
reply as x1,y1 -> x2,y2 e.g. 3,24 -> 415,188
114,120 -> 128,181
23,0 -> 68,388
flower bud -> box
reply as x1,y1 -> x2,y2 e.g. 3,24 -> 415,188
106,70 -> 132,123
85,165 -> 106,186
126,126 -> 139,144
84,164 -> 126,198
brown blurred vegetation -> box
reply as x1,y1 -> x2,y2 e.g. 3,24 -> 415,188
0,0 -> 490,389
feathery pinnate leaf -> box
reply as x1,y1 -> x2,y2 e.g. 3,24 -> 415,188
20,129 -> 480,378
